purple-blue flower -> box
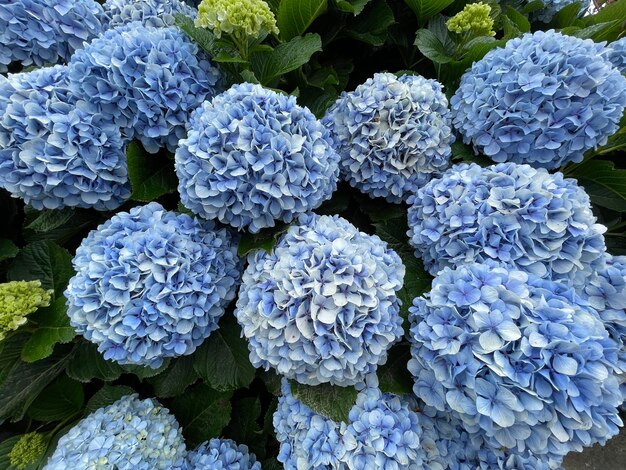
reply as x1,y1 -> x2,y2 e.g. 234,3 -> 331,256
604,37 -> 626,75
180,439 -> 260,470
103,0 -> 197,29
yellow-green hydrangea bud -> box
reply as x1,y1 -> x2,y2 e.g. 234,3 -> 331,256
8,432 -> 47,470
447,2 -> 495,38
196,0 -> 279,38
0,280 -> 52,341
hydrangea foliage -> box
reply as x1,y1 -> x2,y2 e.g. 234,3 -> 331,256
104,0 -> 197,29
323,73 -> 453,203
181,439 -> 261,469
65,203 -> 242,368
451,31 -> 626,169
196,0 -> 278,38
605,37 -> 626,75
176,83 -> 340,232
0,280 -> 52,341
43,395 -> 186,469
68,23 -> 221,153
408,261 -> 623,460
407,162 -> 606,285
235,213 -> 404,386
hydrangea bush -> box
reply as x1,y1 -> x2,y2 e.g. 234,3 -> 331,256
103,0 -> 197,29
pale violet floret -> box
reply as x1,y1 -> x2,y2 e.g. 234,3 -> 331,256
65,203 -> 242,368
407,162 -> 607,286
176,83 -> 340,233
604,37 -> 626,75
103,0 -> 197,29
235,213 -> 404,386
180,439 -> 261,469
323,73 -> 453,203
451,30 -> 626,169
43,395 -> 186,470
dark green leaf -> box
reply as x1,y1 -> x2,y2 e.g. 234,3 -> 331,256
66,341 -> 123,383
0,436 -> 20,469
549,2 -> 583,28
85,385 -> 136,413
451,141 -> 493,166
502,15 -> 521,40
27,376 -> 84,422
224,397 -> 265,459
278,0 -> 328,40
583,0 -> 626,41
238,222 -> 291,256
563,20 -> 623,40
148,356 -> 197,398
335,0 -> 372,15
121,360 -> 171,380
240,69 -> 261,84
26,209 -> 75,232
572,160 -> 626,212
345,0 -> 395,45
175,14 -> 220,56
414,29 -> 454,64
404,0 -> 454,25
377,343 -> 415,395
22,297 -> 75,363
505,6 -> 530,32
290,381 -> 357,422
126,142 -> 178,202
0,333 -> 29,386
0,239 -> 18,262
521,0 -> 545,14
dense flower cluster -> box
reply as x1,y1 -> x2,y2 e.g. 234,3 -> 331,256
44,395 -> 186,469
446,2 -> 495,38
68,23 -> 220,153
407,162 -> 606,286
323,73 -> 453,203
176,83 -> 340,232
451,30 -> 626,169
9,432 -> 47,470
0,66 -> 130,210
605,37 -> 626,75
196,0 -> 278,38
0,0 -> 104,73
181,439 -> 261,469
531,0 -> 591,23
65,203 -> 241,368
0,280 -> 52,341
408,261 -> 623,460
235,213 -> 404,385
104,0 -> 197,29
274,377 -> 424,469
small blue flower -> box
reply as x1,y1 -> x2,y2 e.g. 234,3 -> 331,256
604,37 -> 626,75
103,0 -> 197,28
180,439 -> 260,470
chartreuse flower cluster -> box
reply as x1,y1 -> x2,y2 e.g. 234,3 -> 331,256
9,432 -> 47,470
236,213 -> 404,386
323,73 -> 454,203
0,280 -> 52,341
196,0 -> 278,38
180,439 -> 261,469
65,203 -> 242,368
408,162 -> 606,286
176,83 -> 340,233
103,0 -> 197,29
408,261 -> 623,462
451,31 -> 626,169
446,3 -> 495,39
605,37 -> 626,75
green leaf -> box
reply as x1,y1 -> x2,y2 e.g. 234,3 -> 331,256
126,142 -> 178,202
26,209 -> 75,232
238,222 -> 291,256
85,385 -> 136,413
502,15 -> 521,40
7,241 -> 73,297
148,356 -> 197,398
335,0 -> 372,15
550,2 -> 583,28
171,384 -> 232,446
0,333 -> 29,386
224,397 -> 265,459
66,341 -> 123,383
0,239 -> 18,263
451,141 -> 493,166
175,14 -> 220,56
121,360 -> 171,380
377,343 -> 416,395
504,6 -> 530,33
583,0 -> 626,41
404,0 -> 454,25
0,436 -> 20,469
193,314 -> 255,392
345,0 -> 395,45
250,33 -> 322,85
27,376 -> 84,422
278,0 -> 328,40
572,160 -> 626,212
414,29 -> 454,64
290,381 -> 357,422
563,20 -> 623,40
521,0 -> 545,14
22,297 -> 75,363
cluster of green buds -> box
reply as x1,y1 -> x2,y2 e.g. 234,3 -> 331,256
0,280 -> 52,341
9,432 -> 48,470
196,0 -> 278,38
447,2 -> 495,41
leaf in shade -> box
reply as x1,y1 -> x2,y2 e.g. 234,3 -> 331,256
22,297 -> 76,363
404,0 -> 454,25
377,343 -> 415,395
126,142 -> 178,202
224,397 -> 265,459
26,209 -> 75,232
290,381 -> 357,422
66,341 -> 124,383
572,160 -> 626,212
85,385 -> 136,413
27,376 -> 84,422
278,0 -> 328,40
148,356 -> 198,398
0,239 -> 18,263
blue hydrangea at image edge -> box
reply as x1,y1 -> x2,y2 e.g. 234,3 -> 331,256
0,65 -> 130,210
67,22 -> 221,153
176,83 -> 340,233
177,439 -> 261,470
65,202 -> 242,368
0,0 -> 105,73
235,212 -> 405,386
451,30 -> 626,169
407,162 -> 606,287
103,0 -> 197,29
408,261 -> 623,464
323,72 -> 454,203
604,37 -> 626,75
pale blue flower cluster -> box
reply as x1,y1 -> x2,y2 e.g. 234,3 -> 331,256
323,73 -> 453,203
274,377 -> 424,469
0,0 -> 104,73
0,66 -> 130,210
407,162 -> 606,286
103,0 -> 197,29
408,261 -> 623,461
531,0 -> 590,23
451,31 -> 626,169
68,23 -> 220,153
235,213 -> 404,385
605,37 -> 626,75
65,203 -> 242,368
44,395 -> 186,470
180,439 -> 260,470
176,83 -> 340,233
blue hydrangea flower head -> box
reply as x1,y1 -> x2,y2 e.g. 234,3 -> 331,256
176,83 -> 340,233
604,37 -> 626,75
235,213 -> 404,385
451,30 -> 626,169
408,261 -> 623,460
43,394 -> 186,469
0,0 -> 105,73
68,22 -> 221,153
407,162 -> 607,286
104,0 -> 197,29
180,439 -> 261,469
530,0 -> 590,23
0,66 -> 130,210
65,202 -> 242,368
323,73 -> 454,203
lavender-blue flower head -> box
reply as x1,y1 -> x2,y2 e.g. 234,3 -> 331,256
0,0 -> 105,73
408,261 -> 623,460
451,30 -> 626,169
65,202 -> 242,368
43,395 -> 186,469
103,0 -> 197,29
68,22 -> 220,153
176,83 -> 340,233
407,162 -> 606,286
181,439 -> 260,470
0,66 -> 130,210
235,213 -> 404,386
604,37 -> 626,75
531,0 -> 590,23
323,73 -> 453,203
